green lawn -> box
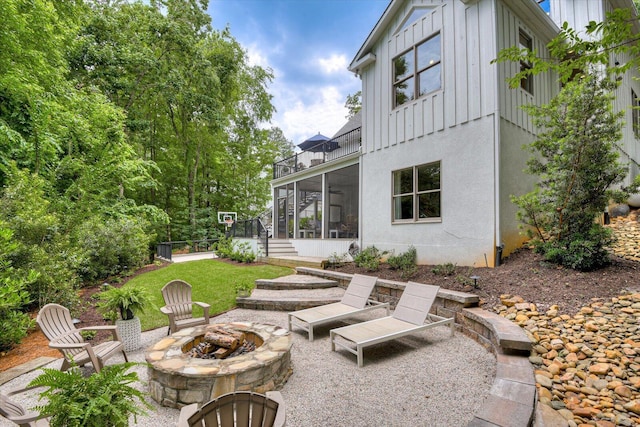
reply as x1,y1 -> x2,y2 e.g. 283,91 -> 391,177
124,260 -> 293,331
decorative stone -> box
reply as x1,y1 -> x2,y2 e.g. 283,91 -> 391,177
145,322 -> 293,409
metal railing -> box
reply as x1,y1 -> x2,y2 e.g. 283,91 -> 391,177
156,239 -> 219,261
231,218 -> 270,256
273,126 -> 361,179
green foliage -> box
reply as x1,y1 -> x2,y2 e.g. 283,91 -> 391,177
0,225 -> 37,350
353,246 -> 387,271
97,285 -> 153,321
74,217 -> 152,282
215,237 -> 256,263
511,73 -> 629,270
29,363 -> 152,427
326,252 -> 349,269
494,12 -> 640,271
535,226 -> 614,272
387,246 -> 417,279
0,168 -> 81,308
214,236 -> 235,259
432,262 -> 457,277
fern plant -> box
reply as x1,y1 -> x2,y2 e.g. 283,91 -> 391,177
29,362 -> 152,427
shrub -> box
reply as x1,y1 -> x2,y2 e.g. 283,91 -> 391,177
214,236 -> 235,259
0,226 -> 36,351
387,246 -> 417,279
432,262 -> 457,276
536,226 -> 613,272
97,285 -> 153,321
74,216 -> 151,282
354,246 -> 387,271
30,362 -> 152,427
326,252 -> 349,269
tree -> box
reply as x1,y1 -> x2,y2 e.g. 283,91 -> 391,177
495,9 -> 640,270
513,73 -> 628,270
345,91 -> 362,119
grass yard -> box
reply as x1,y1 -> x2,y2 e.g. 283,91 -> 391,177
124,260 -> 293,331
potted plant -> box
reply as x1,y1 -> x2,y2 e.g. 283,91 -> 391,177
234,282 -> 253,298
97,285 -> 152,351
29,362 -> 152,427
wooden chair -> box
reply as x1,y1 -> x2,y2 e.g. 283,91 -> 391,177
177,391 -> 285,427
0,386 -> 48,426
36,303 -> 128,373
161,280 -> 210,334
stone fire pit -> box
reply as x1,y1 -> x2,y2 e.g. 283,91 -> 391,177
146,322 -> 293,408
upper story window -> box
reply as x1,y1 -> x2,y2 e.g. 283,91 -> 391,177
633,89 -> 640,139
392,161 -> 441,222
393,33 -> 441,108
519,30 -> 534,94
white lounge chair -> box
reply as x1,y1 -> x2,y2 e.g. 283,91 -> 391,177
330,282 -> 454,367
287,274 -> 389,341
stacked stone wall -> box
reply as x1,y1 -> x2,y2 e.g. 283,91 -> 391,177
607,208 -> 640,262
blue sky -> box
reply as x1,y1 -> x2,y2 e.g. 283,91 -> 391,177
208,0 -> 390,146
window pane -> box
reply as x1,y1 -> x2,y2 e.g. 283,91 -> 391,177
394,51 -> 414,83
418,65 -> 440,96
417,163 -> 440,191
394,77 -> 414,107
393,168 -> 413,195
394,195 -> 414,220
418,192 -> 440,218
417,34 -> 441,70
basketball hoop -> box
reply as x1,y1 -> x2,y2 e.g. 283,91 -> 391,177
217,211 -> 237,229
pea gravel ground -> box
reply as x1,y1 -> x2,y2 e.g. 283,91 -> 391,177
0,309 -> 496,427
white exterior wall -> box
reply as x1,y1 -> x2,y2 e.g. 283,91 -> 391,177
359,0 -> 500,266
496,1 -> 558,257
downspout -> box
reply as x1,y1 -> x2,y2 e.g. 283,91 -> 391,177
492,0 -> 503,267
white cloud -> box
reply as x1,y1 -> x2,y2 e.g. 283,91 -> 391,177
317,53 -> 348,74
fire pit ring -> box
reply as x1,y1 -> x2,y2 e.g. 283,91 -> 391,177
146,322 -> 292,408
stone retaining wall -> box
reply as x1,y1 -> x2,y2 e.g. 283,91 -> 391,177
608,208 -> 640,262
296,267 -> 537,427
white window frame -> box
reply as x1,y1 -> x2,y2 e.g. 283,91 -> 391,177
392,32 -> 442,109
392,161 -> 441,223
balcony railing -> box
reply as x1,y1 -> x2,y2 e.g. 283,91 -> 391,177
273,126 -> 361,179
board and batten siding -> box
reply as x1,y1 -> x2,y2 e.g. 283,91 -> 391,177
361,0 -> 497,154
496,0 -> 556,133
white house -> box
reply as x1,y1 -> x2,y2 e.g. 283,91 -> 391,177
269,0 -> 640,267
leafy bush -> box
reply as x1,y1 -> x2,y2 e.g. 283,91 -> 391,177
0,225 -> 36,351
432,262 -> 457,276
326,252 -> 349,269
214,236 -> 235,259
535,226 -> 613,272
30,363 -> 152,427
216,238 -> 256,263
354,246 -> 387,271
387,246 -> 417,279
97,285 -> 153,321
229,241 -> 256,263
74,216 -> 151,281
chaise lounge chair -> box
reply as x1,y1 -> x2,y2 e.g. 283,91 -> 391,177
330,282 -> 454,367
287,274 -> 389,341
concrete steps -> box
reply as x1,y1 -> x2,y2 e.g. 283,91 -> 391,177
236,274 -> 343,311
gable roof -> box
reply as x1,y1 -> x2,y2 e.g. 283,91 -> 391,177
348,0 -> 559,75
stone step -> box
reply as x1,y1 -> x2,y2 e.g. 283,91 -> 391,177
255,274 -> 337,290
236,287 -> 344,311
263,256 -> 325,269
